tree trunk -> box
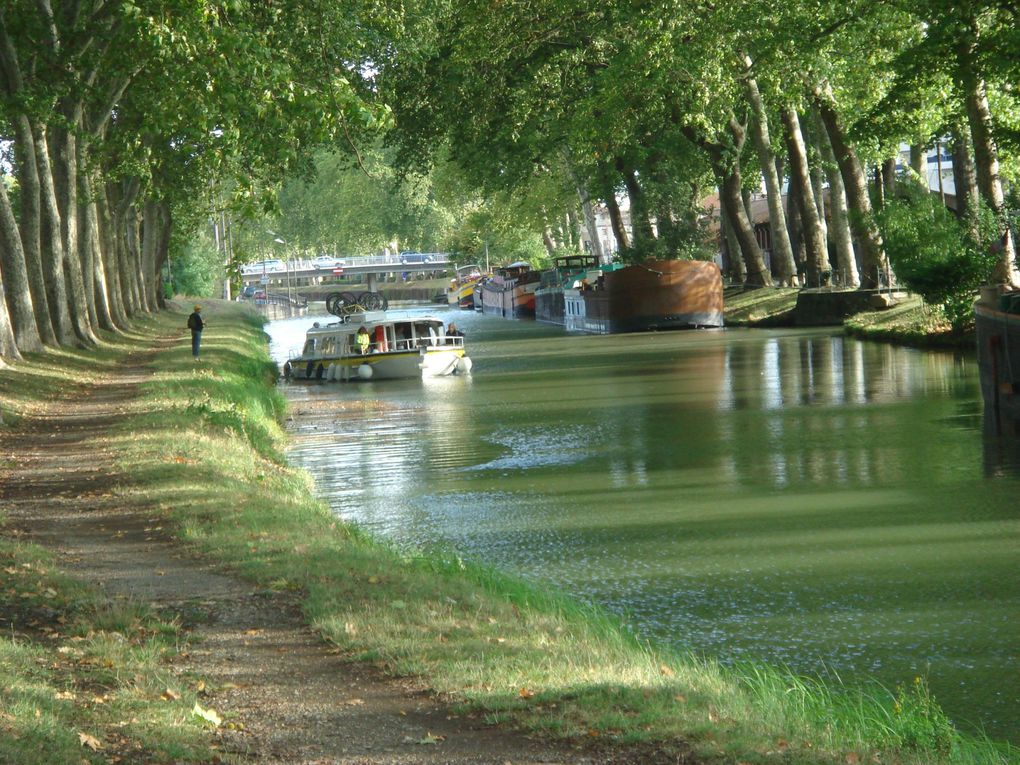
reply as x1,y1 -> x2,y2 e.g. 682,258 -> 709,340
909,143 -> 926,183
541,224 -> 557,258
742,62 -> 797,285
959,41 -> 1018,284
720,168 -> 772,285
96,181 -> 129,327
882,157 -> 897,201
565,210 -> 579,251
616,160 -> 655,246
148,202 -> 173,311
113,178 -> 144,314
32,122 -> 76,345
808,122 -> 829,251
0,162 -> 43,352
950,119 -> 978,218
141,200 -> 163,309
603,183 -> 630,252
718,193 -> 747,283
12,117 -> 57,345
563,153 -> 604,261
814,108 -> 859,287
83,170 -> 114,330
0,277 -> 21,361
126,203 -> 148,313
787,180 -> 806,280
654,202 -> 680,255
782,107 -> 830,286
54,126 -> 96,344
814,85 -> 888,289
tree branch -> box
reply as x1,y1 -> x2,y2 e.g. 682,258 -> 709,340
88,70 -> 137,138
36,0 -> 61,53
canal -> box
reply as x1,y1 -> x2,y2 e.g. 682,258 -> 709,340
266,305 -> 1020,743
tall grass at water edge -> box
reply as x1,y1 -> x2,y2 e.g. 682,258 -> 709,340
1,301 -> 1014,764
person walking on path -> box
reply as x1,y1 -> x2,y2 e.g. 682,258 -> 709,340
187,305 -> 205,358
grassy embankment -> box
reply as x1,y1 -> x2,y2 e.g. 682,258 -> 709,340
724,285 -> 975,348
1,301 -> 1014,764
0,331 -> 220,764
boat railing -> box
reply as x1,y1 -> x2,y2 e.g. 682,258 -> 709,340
358,336 -> 464,354
289,332 -> 464,362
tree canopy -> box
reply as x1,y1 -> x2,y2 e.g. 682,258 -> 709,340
1,0 -> 1018,360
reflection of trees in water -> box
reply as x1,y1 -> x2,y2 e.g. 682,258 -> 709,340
718,335 -> 972,490
598,344 -> 728,483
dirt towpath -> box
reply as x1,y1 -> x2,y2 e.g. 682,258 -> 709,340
0,334 -> 686,765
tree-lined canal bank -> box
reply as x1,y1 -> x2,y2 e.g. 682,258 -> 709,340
271,306 -> 1020,744
1,301 -> 1015,763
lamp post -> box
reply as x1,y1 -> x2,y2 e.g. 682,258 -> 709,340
273,236 -> 291,305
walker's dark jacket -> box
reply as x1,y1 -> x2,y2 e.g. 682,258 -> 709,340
187,312 -> 204,332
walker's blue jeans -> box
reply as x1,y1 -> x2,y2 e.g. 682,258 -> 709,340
192,330 -> 202,357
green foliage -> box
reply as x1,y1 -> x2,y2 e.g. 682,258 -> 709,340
171,236 -> 224,298
878,187 -> 998,331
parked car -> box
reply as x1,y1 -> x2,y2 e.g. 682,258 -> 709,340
240,285 -> 258,299
241,259 -> 285,274
311,254 -> 346,269
399,251 -> 434,264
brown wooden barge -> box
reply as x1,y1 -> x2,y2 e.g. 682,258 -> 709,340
564,259 -> 724,334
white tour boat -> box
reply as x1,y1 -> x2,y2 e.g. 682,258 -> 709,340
284,311 -> 472,382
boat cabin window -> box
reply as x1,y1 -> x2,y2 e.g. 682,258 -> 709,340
302,338 -> 316,355
394,323 -> 413,350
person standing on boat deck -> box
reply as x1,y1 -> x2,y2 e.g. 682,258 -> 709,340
446,322 -> 461,337
187,305 -> 204,358
355,326 -> 371,354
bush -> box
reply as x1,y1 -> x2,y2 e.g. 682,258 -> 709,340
878,187 -> 998,331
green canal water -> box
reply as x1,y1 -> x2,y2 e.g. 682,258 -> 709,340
268,306 -> 1020,742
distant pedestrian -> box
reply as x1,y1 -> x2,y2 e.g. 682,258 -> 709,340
187,304 -> 204,358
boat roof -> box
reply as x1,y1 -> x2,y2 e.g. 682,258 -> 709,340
306,312 -> 445,333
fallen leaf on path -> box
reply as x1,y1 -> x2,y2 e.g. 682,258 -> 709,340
193,702 -> 222,727
418,732 -> 445,745
79,732 -> 104,750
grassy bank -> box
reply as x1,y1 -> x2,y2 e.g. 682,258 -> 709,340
843,295 -> 975,349
1,302 -> 1014,764
723,286 -> 800,326
0,539 -> 215,764
723,285 -> 977,349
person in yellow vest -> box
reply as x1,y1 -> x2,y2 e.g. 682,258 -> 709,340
355,326 -> 371,354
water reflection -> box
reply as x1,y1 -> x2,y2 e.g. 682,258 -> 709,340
269,309 -> 1020,741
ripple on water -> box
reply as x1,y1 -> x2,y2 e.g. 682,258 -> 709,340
464,424 -> 604,472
